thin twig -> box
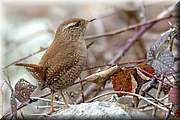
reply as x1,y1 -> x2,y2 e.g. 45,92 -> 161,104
137,67 -> 173,87
1,47 -> 47,70
77,54 -> 178,102
36,105 -> 60,109
139,103 -> 173,112
3,92 -> 51,118
147,93 -> 175,118
83,59 -> 146,71
30,97 -> 72,106
164,75 -> 174,85
80,81 -> 85,103
152,81 -> 162,116
145,92 -> 172,111
140,106 -> 155,112
2,59 -> 146,116
79,13 -> 174,103
1,41 -> 95,71
86,91 -> 171,113
19,109 -> 25,119
158,94 -> 168,102
31,113 -> 47,116
165,103 -> 174,119
4,73 -> 18,119
1,15 -> 175,71
85,15 -> 174,40
86,41 -> 95,49
138,103 -> 153,109
170,35 -> 175,52
109,24 -> 153,64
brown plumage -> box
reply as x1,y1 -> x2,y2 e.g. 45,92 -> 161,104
15,18 -> 95,114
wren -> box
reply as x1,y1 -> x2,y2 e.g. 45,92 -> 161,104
16,18 -> 95,114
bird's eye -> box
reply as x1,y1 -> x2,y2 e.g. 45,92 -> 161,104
74,22 -> 80,27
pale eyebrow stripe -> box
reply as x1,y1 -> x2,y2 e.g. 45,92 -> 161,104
64,22 -> 77,29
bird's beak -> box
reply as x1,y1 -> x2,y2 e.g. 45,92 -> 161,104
87,18 -> 96,23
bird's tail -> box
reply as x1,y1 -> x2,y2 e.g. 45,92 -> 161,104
15,63 -> 36,67
15,63 -> 45,81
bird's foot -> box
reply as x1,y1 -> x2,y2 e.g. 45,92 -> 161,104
47,106 -> 58,115
64,103 -> 70,109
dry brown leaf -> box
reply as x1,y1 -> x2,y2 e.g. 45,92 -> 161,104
112,68 -> 137,96
86,65 -> 121,88
137,63 -> 155,80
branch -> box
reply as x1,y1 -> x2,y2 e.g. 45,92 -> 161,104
78,4 -> 176,103
30,97 -> 72,106
76,55 -> 178,103
83,59 -> 146,71
145,92 -> 171,111
76,59 -> 146,85
1,41 -> 95,71
1,15 -> 175,71
109,24 -> 153,64
3,57 -> 178,117
1,47 -> 47,70
152,80 -> 163,116
85,91 -> 173,114
2,92 -> 51,118
1,58 -> 147,117
85,15 -> 175,41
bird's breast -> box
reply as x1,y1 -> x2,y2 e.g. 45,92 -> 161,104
43,39 -> 88,91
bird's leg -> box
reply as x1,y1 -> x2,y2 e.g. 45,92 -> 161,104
48,91 -> 57,115
60,90 -> 70,108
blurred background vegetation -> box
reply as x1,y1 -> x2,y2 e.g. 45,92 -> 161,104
0,0 -> 179,117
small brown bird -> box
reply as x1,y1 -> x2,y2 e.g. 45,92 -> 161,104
16,18 -> 95,114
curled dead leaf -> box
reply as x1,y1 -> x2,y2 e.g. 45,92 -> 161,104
86,65 -> 121,88
112,69 -> 137,96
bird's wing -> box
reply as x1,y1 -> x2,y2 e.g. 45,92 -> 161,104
42,48 -> 79,89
